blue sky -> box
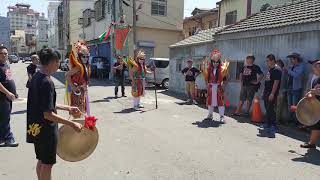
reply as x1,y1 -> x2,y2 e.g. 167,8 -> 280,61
0,0 -> 219,17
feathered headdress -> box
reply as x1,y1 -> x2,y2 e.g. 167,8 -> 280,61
136,50 -> 146,60
210,49 -> 222,61
69,41 -> 89,78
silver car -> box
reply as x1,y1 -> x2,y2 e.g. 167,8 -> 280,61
146,58 -> 170,89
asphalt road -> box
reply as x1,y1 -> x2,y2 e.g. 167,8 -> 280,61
0,62 -> 319,180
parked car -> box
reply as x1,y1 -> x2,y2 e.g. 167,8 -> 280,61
22,56 -> 31,63
145,58 -> 170,89
8,55 -> 19,64
60,58 -> 70,71
90,56 -> 110,78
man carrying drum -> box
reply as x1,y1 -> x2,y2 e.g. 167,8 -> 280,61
300,59 -> 320,149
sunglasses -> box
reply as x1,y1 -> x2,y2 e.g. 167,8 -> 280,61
139,58 -> 145,61
82,55 -> 89,58
213,61 -> 220,64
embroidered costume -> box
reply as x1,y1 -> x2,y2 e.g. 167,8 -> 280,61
127,50 -> 147,110
65,42 -> 91,116
204,50 -> 229,122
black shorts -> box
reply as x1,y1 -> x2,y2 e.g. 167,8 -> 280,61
310,121 -> 320,130
240,85 -> 256,102
34,136 -> 57,165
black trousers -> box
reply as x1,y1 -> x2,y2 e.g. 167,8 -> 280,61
263,94 -> 277,127
0,99 -> 14,142
115,77 -> 125,96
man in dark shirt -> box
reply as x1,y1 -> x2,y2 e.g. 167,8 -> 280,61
262,54 -> 282,133
0,46 -> 18,147
27,48 -> 82,180
26,53 -> 39,88
300,59 -> 320,149
234,55 -> 263,116
181,59 -> 200,104
113,55 -> 127,98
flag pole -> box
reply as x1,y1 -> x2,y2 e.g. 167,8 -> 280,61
153,69 -> 158,109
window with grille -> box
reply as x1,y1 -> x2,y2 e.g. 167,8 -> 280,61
83,9 -> 91,27
151,0 -> 167,16
94,0 -> 105,21
176,60 -> 182,72
225,10 -> 237,25
228,60 -> 244,81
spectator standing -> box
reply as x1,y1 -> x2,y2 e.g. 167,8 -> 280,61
276,59 -> 289,124
181,59 -> 200,105
97,59 -> 104,79
262,54 -> 282,133
26,54 -> 39,88
0,46 -> 18,147
284,53 -> 304,125
113,55 -> 126,98
234,55 -> 263,116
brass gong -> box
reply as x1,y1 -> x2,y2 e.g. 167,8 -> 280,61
296,97 -> 320,126
57,120 -> 99,162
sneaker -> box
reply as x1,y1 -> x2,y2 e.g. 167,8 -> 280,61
207,114 -> 213,120
0,141 -> 5,147
186,99 -> 192,103
269,126 -> 278,133
193,100 -> 198,105
5,139 -> 19,147
260,123 -> 270,129
220,116 -> 225,123
133,106 -> 140,111
300,143 -> 316,149
138,104 -> 144,108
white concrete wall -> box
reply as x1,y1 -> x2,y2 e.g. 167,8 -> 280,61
170,24 -> 320,108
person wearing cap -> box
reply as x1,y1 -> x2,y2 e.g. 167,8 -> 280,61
113,55 -> 127,98
181,59 -> 200,104
233,54 -> 263,116
284,53 -> 304,125
26,53 -> 39,88
300,59 -> 320,148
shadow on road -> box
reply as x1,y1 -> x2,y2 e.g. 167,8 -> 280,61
91,96 -> 119,103
162,90 -> 312,145
52,71 -> 115,87
290,149 -> 320,166
11,110 -> 27,115
113,108 -> 145,114
192,119 -> 223,128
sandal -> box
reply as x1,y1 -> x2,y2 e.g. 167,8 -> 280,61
300,143 -> 316,149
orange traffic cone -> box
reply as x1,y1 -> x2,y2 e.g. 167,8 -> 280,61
251,97 -> 263,123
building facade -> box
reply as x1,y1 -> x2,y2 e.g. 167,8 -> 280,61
36,14 -> 48,50
7,4 -> 39,34
10,30 -> 27,55
183,8 -> 218,38
217,0 -> 297,26
47,1 -> 60,49
122,0 -> 184,59
0,16 -> 10,50
170,0 -> 320,109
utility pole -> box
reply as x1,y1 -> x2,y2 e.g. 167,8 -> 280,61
132,0 -> 137,57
